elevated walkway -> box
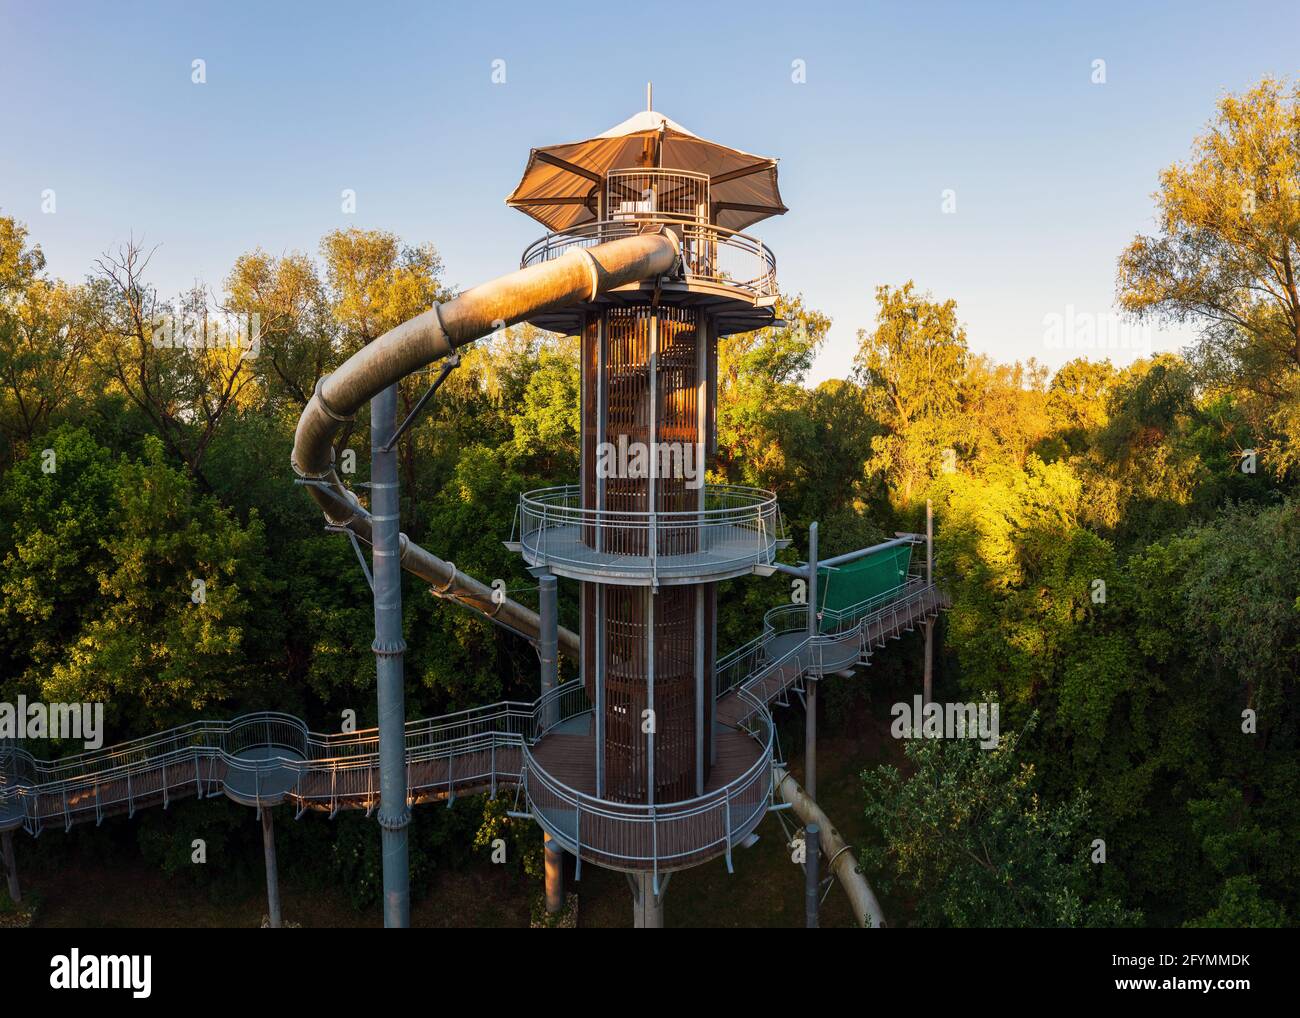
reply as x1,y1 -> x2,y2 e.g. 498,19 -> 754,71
0,575 -> 945,876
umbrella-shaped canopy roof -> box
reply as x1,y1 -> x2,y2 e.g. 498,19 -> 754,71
506,110 -> 787,234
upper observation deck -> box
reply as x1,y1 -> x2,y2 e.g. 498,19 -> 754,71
510,483 -> 787,586
518,171 -> 778,335
506,110 -> 787,335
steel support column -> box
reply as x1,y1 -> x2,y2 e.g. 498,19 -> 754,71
632,871 -> 664,928
261,806 -> 281,928
805,822 -> 820,929
2,830 -> 19,904
371,382 -> 410,929
543,832 -> 564,914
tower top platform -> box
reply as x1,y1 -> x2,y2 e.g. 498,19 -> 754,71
506,108 -> 787,233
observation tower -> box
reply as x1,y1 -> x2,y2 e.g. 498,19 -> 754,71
0,96 -> 944,933
504,98 -> 789,919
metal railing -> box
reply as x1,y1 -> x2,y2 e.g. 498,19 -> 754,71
520,215 -> 777,300
716,567 -> 947,722
522,687 -> 773,876
516,483 -> 783,582
0,577 -> 943,868
606,168 -> 709,224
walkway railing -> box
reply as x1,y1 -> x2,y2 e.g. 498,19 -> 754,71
0,577 -> 943,870
717,576 -> 947,724
520,215 -> 777,300
522,687 -> 772,877
516,483 -> 783,583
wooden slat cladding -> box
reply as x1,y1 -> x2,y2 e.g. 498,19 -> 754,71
577,305 -> 712,804
602,307 -> 651,556
598,584 -> 700,803
655,306 -> 700,555
603,585 -> 649,801
651,584 -> 698,802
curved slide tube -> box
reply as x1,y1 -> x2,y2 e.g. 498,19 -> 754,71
0,229 -> 940,918
774,763 -> 886,928
290,231 -> 681,658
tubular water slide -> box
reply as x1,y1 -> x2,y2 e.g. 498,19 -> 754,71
291,230 -> 682,657
0,227 -> 944,924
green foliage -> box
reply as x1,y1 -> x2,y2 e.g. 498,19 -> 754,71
2,74 -> 1299,932
1117,76 -> 1300,477
854,281 -> 968,504
861,716 -> 1139,927
474,794 -> 544,879
0,429 -> 278,733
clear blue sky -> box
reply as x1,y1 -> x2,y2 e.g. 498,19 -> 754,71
2,0 -> 1297,382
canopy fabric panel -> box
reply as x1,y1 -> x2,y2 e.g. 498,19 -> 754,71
506,110 -> 787,234
817,545 -> 913,630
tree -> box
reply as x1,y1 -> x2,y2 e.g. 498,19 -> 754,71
715,292 -> 830,492
319,228 -> 452,534
1047,357 -> 1117,450
861,716 -> 1138,927
510,337 -> 580,472
854,281 -> 967,504
1117,76 -> 1300,476
92,240 -> 259,485
223,248 -> 336,411
0,430 -> 278,734
957,355 -> 1052,472
0,215 -> 97,459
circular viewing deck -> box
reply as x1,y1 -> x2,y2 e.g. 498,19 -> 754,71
515,484 -> 784,585
524,683 -> 774,874
519,214 -> 778,335
1,692 -> 776,875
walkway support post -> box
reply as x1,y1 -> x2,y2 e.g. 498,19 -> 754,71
539,574 -> 564,915
632,872 -> 663,928
372,382 -> 411,929
539,572 -> 558,729
804,822 -> 820,928
2,830 -> 19,904
805,521 -> 819,800
543,832 -> 564,915
923,500 -> 933,706
261,806 -> 281,928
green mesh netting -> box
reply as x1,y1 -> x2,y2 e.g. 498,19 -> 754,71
817,544 -> 912,631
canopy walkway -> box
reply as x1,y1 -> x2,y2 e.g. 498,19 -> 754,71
0,548 -> 944,875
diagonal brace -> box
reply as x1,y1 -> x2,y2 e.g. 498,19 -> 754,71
381,353 -> 461,453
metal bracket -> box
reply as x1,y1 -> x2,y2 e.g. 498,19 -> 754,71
381,353 -> 461,453
325,524 -> 374,591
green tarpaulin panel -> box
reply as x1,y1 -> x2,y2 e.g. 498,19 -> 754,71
817,544 -> 912,631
